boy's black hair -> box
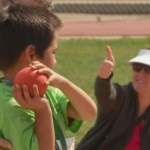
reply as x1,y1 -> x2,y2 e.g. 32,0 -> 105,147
0,4 -> 62,71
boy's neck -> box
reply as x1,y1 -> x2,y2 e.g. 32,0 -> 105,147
5,68 -> 19,82
4,64 -> 27,82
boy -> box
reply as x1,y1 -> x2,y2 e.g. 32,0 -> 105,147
0,1 -> 52,149
0,4 -> 97,150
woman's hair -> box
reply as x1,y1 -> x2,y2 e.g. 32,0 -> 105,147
0,4 -> 62,71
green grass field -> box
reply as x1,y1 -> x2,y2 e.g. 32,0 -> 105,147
54,37 -> 150,146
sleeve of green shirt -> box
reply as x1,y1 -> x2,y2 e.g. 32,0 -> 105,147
0,86 -> 38,150
53,87 -> 83,133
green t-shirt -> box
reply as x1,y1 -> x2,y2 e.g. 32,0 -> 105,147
0,79 -> 83,150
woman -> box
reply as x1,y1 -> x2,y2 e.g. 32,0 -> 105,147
76,46 -> 150,150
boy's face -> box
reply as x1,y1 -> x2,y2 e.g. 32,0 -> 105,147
34,31 -> 58,69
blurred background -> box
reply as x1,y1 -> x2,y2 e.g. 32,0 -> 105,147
53,0 -> 150,14
51,0 -> 150,147
52,0 -> 150,37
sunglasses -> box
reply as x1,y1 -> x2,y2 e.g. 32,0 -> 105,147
132,63 -> 150,74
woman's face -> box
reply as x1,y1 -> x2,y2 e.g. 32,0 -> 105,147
132,63 -> 150,95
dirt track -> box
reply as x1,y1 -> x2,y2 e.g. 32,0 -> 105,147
56,14 -> 150,38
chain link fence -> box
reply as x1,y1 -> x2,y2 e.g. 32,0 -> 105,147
53,0 -> 150,14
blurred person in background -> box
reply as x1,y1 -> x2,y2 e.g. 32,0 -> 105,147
76,46 -> 150,150
0,0 -> 52,9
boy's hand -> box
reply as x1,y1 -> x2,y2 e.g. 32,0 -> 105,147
98,46 -> 115,79
0,138 -> 12,150
12,84 -> 50,114
29,61 -> 66,89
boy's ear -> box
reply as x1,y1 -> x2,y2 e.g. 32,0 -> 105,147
24,45 -> 36,63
